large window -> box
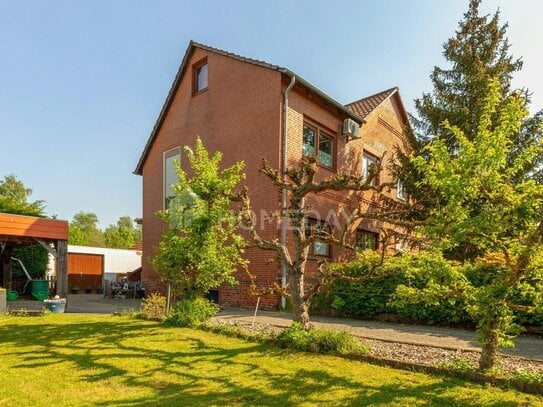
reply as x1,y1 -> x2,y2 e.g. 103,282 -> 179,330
193,59 -> 208,94
302,123 -> 334,169
305,219 -> 331,257
356,230 -> 379,252
362,152 -> 380,186
164,148 -> 181,208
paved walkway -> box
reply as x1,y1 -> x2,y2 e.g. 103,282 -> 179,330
7,294 -> 141,314
216,308 -> 543,361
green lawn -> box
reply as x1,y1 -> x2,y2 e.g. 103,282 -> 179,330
0,315 -> 541,406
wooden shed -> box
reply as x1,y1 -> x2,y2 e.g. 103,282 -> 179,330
0,213 -> 69,296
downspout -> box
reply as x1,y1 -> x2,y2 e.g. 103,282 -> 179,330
281,75 -> 296,309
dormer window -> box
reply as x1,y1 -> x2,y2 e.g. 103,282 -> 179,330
193,58 -> 208,94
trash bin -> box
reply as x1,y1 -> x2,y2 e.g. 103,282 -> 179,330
31,280 -> 49,300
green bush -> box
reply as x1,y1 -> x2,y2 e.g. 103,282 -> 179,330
140,292 -> 166,321
12,245 -> 48,279
275,323 -> 369,356
165,297 -> 219,327
511,369 -> 543,385
315,255 -> 470,325
438,357 -> 477,374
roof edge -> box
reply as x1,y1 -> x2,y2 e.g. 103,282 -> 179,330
134,41 -> 365,175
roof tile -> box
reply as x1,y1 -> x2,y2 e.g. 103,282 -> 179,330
346,87 -> 398,118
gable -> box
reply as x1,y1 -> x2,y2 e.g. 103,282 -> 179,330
133,41 -> 364,175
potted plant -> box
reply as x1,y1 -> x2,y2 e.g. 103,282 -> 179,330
95,286 -> 104,295
44,295 -> 66,314
71,287 -> 79,294
85,287 -> 92,294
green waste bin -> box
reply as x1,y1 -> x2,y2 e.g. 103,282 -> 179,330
31,280 -> 49,300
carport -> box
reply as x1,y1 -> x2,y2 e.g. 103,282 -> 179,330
0,213 -> 68,296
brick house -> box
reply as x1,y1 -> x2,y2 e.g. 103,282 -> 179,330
134,41 -> 409,309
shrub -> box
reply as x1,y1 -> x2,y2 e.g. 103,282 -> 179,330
511,369 -> 543,385
275,323 -> 369,356
438,356 -> 477,374
166,297 -> 219,327
140,293 -> 166,321
316,254 -> 471,325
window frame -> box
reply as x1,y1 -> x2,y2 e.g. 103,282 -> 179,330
396,178 -> 408,201
362,151 -> 380,186
355,229 -> 379,252
192,57 -> 208,95
305,218 -> 332,257
163,147 -> 181,210
302,122 -> 336,170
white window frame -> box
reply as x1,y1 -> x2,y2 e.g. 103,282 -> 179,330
397,179 -> 408,201
163,147 -> 181,210
362,152 -> 379,186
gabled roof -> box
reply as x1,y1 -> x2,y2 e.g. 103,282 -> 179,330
346,87 -> 399,118
134,41 -> 364,175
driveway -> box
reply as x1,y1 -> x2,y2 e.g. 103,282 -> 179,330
7,294 -> 141,315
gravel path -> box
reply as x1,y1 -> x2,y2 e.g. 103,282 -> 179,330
366,338 -> 543,375
216,307 -> 543,374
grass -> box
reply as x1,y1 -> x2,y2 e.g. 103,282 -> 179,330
0,315 -> 541,406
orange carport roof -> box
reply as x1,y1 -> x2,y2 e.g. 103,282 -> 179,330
0,213 -> 68,241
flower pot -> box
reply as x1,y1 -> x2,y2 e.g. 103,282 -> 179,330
96,288 -> 104,295
85,288 -> 92,294
44,301 -> 66,314
71,288 -> 79,294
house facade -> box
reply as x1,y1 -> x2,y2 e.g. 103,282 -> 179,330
134,41 -> 409,309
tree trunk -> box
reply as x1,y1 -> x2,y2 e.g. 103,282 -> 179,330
289,272 -> 310,330
479,325 -> 499,371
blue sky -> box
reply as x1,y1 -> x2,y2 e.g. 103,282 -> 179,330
1,0 -> 541,228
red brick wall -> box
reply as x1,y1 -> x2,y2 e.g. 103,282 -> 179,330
141,48 -> 283,308
140,47 -> 408,309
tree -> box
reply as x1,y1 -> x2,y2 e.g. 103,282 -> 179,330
396,79 -> 543,370
69,212 -> 105,247
152,138 -> 247,298
395,0 -> 543,259
0,174 -> 45,216
241,155 -> 385,329
104,216 -> 141,249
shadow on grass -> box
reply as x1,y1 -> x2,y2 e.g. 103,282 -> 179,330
0,317 -> 523,406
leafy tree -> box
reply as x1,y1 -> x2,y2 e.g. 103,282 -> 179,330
104,216 -> 141,249
395,0 -> 543,259
0,174 -> 45,216
68,212 -> 105,247
152,138 -> 246,298
396,79 -> 543,371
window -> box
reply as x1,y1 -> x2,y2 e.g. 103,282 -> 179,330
362,152 -> 380,186
302,126 -> 316,156
397,179 -> 408,201
305,219 -> 331,256
356,230 -> 379,252
302,123 -> 335,168
193,59 -> 208,94
164,148 -> 181,208
395,236 -> 409,253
